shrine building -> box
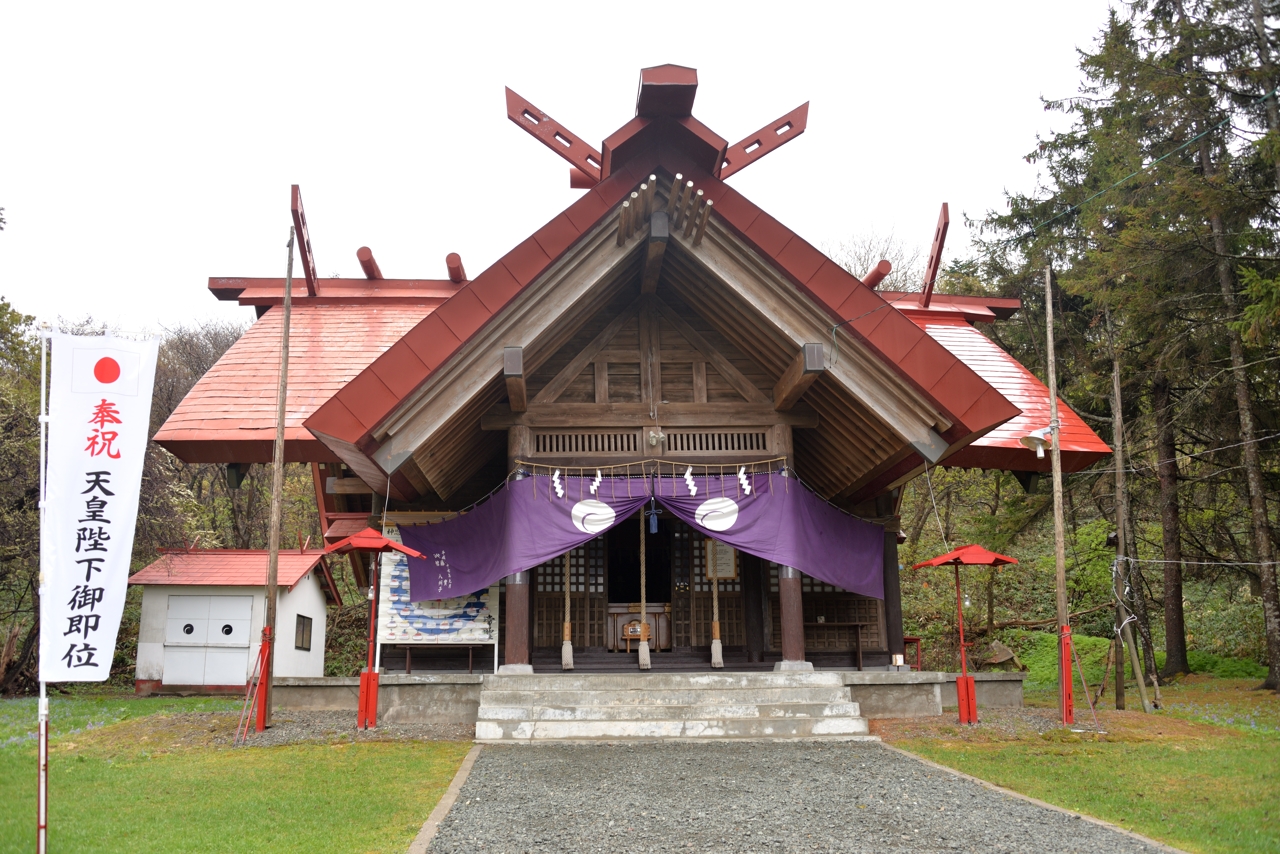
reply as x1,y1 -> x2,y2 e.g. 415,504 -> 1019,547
151,66 -> 1108,731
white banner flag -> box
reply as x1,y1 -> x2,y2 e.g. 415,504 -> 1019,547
39,335 -> 158,682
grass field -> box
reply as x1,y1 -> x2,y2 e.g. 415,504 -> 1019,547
885,676 -> 1280,854
2,678 -> 1275,853
0,692 -> 470,854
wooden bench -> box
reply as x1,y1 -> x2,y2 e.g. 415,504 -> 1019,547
397,644 -> 484,674
804,622 -> 872,670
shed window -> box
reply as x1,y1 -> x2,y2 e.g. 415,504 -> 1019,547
295,615 -> 313,651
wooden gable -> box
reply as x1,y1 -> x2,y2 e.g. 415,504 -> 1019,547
357,172 -> 973,506
480,287 -> 805,470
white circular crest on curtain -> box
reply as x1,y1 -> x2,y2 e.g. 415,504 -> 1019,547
571,499 -> 616,534
695,497 -> 739,532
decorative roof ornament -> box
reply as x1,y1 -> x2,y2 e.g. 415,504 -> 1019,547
506,65 -> 809,188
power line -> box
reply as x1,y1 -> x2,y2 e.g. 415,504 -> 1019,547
1120,555 -> 1274,568
1066,431 -> 1280,477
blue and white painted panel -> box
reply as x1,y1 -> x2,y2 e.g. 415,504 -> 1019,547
377,527 -> 498,645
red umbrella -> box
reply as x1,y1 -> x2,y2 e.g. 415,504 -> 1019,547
913,545 -> 1018,724
325,528 -> 423,730
324,527 -> 423,559
913,544 -> 1017,569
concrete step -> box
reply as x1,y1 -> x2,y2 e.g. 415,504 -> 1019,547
474,671 -> 870,742
477,701 -> 863,723
478,687 -> 849,707
482,671 -> 846,692
474,715 -> 872,741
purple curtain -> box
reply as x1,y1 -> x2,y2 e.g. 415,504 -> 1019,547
654,472 -> 884,599
402,474 -> 648,599
403,471 -> 884,601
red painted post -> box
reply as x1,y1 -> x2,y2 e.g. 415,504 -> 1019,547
358,557 -> 378,729
953,565 -> 977,724
255,626 -> 273,732
1060,626 -> 1075,725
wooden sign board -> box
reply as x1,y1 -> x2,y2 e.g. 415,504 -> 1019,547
706,539 -> 737,580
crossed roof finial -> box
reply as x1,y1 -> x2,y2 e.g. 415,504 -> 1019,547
506,65 -> 809,188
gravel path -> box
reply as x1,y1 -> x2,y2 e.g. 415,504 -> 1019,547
428,742 -> 1169,854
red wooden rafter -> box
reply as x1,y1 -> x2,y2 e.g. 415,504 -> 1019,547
719,102 -> 809,179
291,184 -> 318,297
505,87 -> 603,185
921,202 -> 950,308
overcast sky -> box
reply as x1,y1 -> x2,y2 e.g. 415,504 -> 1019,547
0,2 -> 1115,333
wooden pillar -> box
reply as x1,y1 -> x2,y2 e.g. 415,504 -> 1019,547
882,520 -> 905,662
771,423 -> 793,468
776,566 -> 812,670
500,443 -> 534,674
500,570 -> 532,673
507,424 -> 531,473
741,552 -> 766,663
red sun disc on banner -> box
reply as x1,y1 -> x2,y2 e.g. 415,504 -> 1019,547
94,357 -> 121,383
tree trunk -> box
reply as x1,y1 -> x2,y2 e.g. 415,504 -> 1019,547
1154,374 -> 1190,677
1251,0 -> 1280,192
1202,169 -> 1280,689
1113,355 -> 1158,685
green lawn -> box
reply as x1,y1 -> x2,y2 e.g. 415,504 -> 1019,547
896,676 -> 1280,854
0,694 -> 470,854
0,693 -> 241,747
903,733 -> 1277,854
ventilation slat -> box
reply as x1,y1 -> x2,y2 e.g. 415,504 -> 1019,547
532,430 -> 639,456
666,430 -> 767,454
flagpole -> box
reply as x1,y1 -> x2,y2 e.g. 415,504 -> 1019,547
259,227 -> 294,731
36,327 -> 49,854
1045,266 -> 1074,726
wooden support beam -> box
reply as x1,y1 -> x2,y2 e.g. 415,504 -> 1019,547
640,211 -> 669,294
692,360 -> 707,404
594,361 -> 608,404
652,298 -> 769,404
772,343 -> 824,410
638,299 -> 662,406
326,477 -> 374,495
480,402 -> 819,429
532,299 -> 641,405
504,346 -> 527,412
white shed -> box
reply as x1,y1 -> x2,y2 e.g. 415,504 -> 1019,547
130,549 -> 342,695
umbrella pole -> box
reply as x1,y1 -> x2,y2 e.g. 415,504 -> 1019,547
954,564 -> 977,724
360,554 -> 379,729
955,565 -> 968,678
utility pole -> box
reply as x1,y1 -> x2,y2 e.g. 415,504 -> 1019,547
1111,351 -> 1154,713
1044,267 -> 1073,725
258,227 -> 295,729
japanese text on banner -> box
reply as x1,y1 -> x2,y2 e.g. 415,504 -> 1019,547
39,336 -> 158,682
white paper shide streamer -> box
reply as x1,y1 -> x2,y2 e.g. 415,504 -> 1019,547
39,335 -> 158,681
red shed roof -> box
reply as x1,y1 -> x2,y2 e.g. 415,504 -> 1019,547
906,314 -> 1110,472
154,302 -> 438,463
129,549 -> 341,605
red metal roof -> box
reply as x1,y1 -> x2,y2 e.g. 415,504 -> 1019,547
906,315 -> 1110,473
129,549 -> 341,604
154,302 -> 437,463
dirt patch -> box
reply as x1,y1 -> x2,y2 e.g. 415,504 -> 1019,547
870,705 -> 1232,745
57,710 -> 472,756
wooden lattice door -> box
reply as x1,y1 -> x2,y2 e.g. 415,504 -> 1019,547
670,521 -> 743,648
533,538 -> 607,649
